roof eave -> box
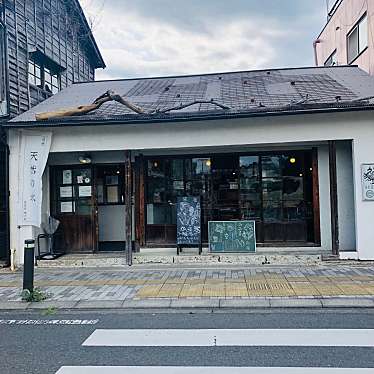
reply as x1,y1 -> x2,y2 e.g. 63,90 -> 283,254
5,105 -> 374,129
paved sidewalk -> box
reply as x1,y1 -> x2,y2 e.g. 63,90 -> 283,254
1,264 -> 374,310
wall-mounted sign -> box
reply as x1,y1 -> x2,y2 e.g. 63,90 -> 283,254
19,132 -> 52,226
79,185 -> 92,197
60,186 -> 73,198
361,164 -> 374,201
209,220 -> 256,253
60,201 -> 74,213
62,170 -> 72,185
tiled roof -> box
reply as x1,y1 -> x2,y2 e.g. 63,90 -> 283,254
9,65 -> 374,126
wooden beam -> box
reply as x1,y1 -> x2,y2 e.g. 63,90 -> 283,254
125,150 -> 133,265
134,154 -> 145,249
312,147 -> 321,245
328,140 -> 339,255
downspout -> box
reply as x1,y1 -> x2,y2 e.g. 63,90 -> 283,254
313,39 -> 321,66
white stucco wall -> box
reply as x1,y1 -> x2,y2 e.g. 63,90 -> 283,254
336,140 -> 356,251
7,109 -> 373,264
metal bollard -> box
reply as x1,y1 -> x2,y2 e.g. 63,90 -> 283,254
23,239 -> 35,292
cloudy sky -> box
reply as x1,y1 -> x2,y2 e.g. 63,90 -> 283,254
80,0 -> 330,81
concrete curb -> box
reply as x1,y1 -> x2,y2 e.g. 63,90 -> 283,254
0,297 -> 374,311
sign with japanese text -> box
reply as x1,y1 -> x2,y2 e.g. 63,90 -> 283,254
209,220 -> 256,253
176,196 -> 201,245
19,132 -> 52,226
361,164 -> 374,201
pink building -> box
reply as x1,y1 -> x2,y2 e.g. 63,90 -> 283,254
315,0 -> 374,74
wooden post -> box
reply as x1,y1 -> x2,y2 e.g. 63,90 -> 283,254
328,141 -> 339,255
125,150 -> 133,265
134,154 -> 145,250
312,147 -> 321,245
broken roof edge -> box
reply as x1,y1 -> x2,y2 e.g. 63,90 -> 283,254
72,64 -> 360,86
5,102 -> 374,129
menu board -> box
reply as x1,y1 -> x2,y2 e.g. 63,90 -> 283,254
209,220 -> 256,253
176,196 -> 201,245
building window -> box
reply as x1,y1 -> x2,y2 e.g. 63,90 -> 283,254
28,56 -> 61,94
28,60 -> 42,87
347,14 -> 368,63
0,22 -> 7,116
324,50 -> 337,66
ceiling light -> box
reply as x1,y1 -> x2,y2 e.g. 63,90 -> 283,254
79,155 -> 91,164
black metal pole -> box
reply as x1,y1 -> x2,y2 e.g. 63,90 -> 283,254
23,239 -> 35,292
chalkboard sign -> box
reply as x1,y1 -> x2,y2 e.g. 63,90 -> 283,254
177,196 -> 201,253
208,221 -> 256,253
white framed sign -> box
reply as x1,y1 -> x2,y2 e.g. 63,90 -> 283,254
60,186 -> 73,198
79,185 -> 92,197
361,164 -> 374,201
62,169 -> 72,184
60,201 -> 74,213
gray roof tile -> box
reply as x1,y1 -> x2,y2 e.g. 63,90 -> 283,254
9,65 -> 374,124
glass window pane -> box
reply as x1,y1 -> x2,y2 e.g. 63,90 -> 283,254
359,15 -> 368,52
348,27 -> 359,62
263,201 -> 282,221
52,75 -> 58,87
283,200 -> 306,221
148,160 -> 165,177
240,156 -> 259,177
28,62 -> 34,74
262,178 -> 282,200
35,65 -> 41,79
45,70 -> 51,84
283,177 -> 303,199
262,156 -> 282,177
146,204 -> 174,224
106,186 -> 119,203
76,199 -> 92,215
169,159 -> 184,180
192,158 -> 211,176
147,177 -> 165,203
73,168 -> 92,184
283,155 -> 303,176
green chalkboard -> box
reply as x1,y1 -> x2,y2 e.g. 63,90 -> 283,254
208,221 -> 256,253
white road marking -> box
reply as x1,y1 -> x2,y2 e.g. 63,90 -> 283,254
82,329 -> 374,347
55,367 -> 374,373
0,319 -> 99,325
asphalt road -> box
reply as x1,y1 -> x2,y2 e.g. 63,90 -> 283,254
0,308 -> 374,373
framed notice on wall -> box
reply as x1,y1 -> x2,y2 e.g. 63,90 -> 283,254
361,164 -> 374,201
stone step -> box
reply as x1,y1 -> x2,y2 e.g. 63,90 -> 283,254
36,252 -> 325,268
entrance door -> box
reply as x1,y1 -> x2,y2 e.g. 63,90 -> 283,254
239,153 -> 312,243
96,164 -> 126,251
51,166 -> 97,253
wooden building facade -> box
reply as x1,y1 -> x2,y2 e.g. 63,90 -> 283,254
0,0 -> 105,263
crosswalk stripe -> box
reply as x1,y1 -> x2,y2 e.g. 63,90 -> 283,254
82,329 -> 374,347
55,367 -> 374,373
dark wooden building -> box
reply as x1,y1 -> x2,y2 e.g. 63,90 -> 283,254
0,0 -> 105,264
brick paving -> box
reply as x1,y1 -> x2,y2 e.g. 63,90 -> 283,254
0,265 -> 374,302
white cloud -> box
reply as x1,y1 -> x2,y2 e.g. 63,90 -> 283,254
81,1 -> 286,80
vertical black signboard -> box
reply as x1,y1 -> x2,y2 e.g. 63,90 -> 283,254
176,196 -> 202,255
